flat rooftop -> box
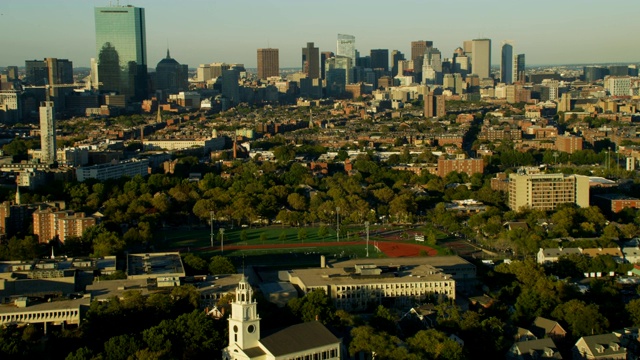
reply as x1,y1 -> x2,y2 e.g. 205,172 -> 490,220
126,252 -> 185,279
0,296 -> 90,315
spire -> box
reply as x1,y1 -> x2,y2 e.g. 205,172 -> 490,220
15,184 -> 21,205
166,48 -> 171,59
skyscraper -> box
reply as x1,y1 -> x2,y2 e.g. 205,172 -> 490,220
391,50 -> 405,77
25,58 -> 73,86
39,101 -> 56,165
514,54 -> 525,83
370,49 -> 389,72
257,48 -> 279,80
155,49 -> 189,95
471,39 -> 491,79
302,42 -> 320,79
501,41 -> 514,84
95,5 -> 148,101
422,48 -> 442,85
320,52 -> 334,80
336,34 -> 356,62
411,40 -> 433,62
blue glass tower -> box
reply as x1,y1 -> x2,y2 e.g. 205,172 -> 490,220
95,5 -> 147,101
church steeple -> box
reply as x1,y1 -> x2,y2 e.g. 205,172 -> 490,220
225,275 -> 261,357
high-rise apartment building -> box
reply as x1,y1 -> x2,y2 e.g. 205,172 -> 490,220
508,171 -> 590,211
336,34 -> 356,62
604,76 -> 632,96
424,91 -> 446,118
513,54 -> 525,83
95,5 -> 148,101
370,49 -> 389,72
302,42 -> 320,79
39,101 -> 56,165
471,39 -> 491,79
257,48 -> 279,80
501,41 -> 514,84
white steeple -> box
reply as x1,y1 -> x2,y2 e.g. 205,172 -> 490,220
226,275 -> 261,355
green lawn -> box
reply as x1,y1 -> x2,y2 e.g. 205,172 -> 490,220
155,224 -> 389,250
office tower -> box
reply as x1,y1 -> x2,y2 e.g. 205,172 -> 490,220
325,56 -> 351,96
336,34 -> 356,62
25,58 -> 73,91
454,56 -> 470,76
443,73 -> 463,95
302,42 -> 320,79
391,50 -> 404,77
25,60 -> 48,86
356,56 -> 371,69
471,39 -> 491,79
155,49 -> 188,95
370,49 -> 389,72
411,40 -> 433,62
257,48 -> 279,80
5,66 -> 19,81
221,68 -> 240,104
513,54 -> 525,83
95,5 -> 148,101
39,101 -> 56,165
422,48 -> 442,85
462,40 -> 473,55
583,66 -> 609,83
628,65 -> 639,77
508,171 -> 590,211
501,41 -> 514,84
320,51 -> 334,80
609,65 -> 629,77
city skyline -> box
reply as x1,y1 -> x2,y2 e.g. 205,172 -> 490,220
1,0 -> 639,70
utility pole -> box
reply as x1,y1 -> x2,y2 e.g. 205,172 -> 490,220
336,207 -> 340,242
209,211 -> 215,248
219,228 -> 225,254
365,221 -> 370,257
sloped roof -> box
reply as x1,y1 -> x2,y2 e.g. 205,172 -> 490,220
512,338 -> 562,359
260,321 -> 339,357
576,333 -> 626,358
532,317 -> 566,338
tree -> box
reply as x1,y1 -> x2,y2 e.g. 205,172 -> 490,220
209,256 -> 236,275
407,329 -> 464,360
287,288 -> 335,324
259,233 -> 268,243
183,253 -> 208,274
297,228 -> 308,241
626,299 -> 640,327
317,226 -> 328,238
551,299 -> 609,337
103,334 -> 140,360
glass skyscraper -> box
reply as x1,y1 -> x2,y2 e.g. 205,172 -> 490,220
336,34 -> 356,63
95,5 -> 147,101
501,41 -> 514,84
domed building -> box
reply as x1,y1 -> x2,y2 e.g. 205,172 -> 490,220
155,49 -> 188,96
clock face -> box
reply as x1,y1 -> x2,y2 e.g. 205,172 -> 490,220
233,325 -> 238,333
247,325 -> 255,333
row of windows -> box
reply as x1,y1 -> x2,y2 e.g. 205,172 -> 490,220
1,309 -> 79,323
336,281 -> 451,292
286,348 -> 339,360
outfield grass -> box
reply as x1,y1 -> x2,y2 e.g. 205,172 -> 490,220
156,224 -> 399,251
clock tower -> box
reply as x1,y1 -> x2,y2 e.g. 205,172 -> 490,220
225,275 -> 261,358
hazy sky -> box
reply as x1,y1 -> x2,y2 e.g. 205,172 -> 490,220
1,0 -> 638,69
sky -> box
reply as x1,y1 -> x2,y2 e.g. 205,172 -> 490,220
1,0 -> 639,69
